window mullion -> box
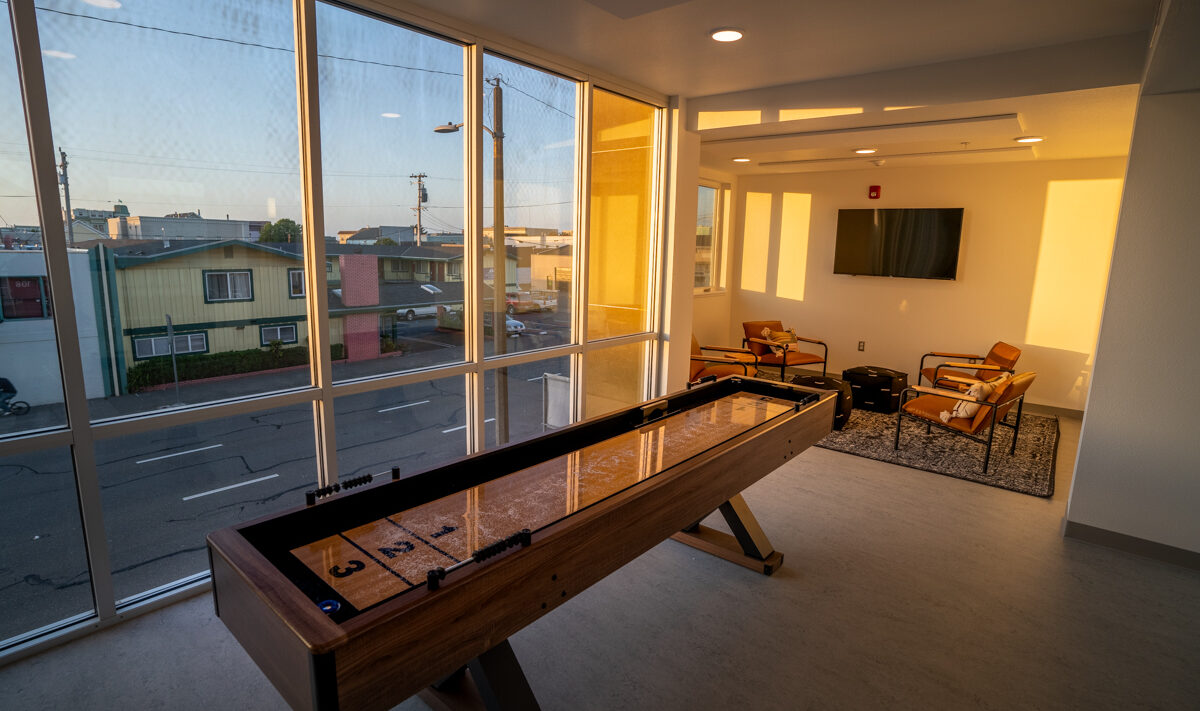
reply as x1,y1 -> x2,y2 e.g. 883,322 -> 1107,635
293,0 -> 338,486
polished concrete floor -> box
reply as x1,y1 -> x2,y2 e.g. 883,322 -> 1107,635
2,411 -> 1198,710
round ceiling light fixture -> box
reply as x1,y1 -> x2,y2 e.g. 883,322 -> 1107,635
711,28 -> 744,42
1015,136 -> 1045,143
732,157 -> 751,163
855,148 -> 877,154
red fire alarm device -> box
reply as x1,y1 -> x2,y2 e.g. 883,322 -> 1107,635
869,185 -> 881,199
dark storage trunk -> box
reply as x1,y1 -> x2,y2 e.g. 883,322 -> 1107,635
790,374 -> 852,430
841,366 -> 908,413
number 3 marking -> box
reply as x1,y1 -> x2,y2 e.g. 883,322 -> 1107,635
330,560 -> 365,578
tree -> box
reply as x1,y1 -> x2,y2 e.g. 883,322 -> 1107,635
375,237 -> 397,246
259,218 -> 302,243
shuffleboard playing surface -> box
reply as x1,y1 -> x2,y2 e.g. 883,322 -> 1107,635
290,392 -> 794,611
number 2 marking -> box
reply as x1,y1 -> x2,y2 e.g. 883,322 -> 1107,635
330,560 -> 365,578
378,541 -> 415,558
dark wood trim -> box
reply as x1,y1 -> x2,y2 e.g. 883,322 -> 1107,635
1063,520 -> 1200,571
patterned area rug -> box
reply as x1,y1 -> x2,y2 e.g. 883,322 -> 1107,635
815,408 -> 1059,498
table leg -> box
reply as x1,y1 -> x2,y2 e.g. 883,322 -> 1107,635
670,493 -> 784,575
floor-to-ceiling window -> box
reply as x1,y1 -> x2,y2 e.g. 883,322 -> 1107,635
0,0 -> 665,657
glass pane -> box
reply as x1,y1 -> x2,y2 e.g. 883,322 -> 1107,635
35,1 -> 309,418
0,16 -> 68,434
316,2 -> 467,381
94,404 -> 317,601
0,447 -> 93,645
484,354 -> 572,449
481,53 -> 576,358
588,89 -> 657,341
584,341 -> 646,418
335,375 -> 467,480
696,185 -> 717,288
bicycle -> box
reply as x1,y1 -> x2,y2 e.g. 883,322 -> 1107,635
1,400 -> 30,416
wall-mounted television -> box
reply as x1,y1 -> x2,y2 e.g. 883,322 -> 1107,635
833,208 -> 964,280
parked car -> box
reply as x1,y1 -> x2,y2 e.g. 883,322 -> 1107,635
438,309 -> 526,337
397,305 -> 439,320
505,291 -> 541,314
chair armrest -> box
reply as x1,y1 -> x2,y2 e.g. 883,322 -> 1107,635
745,337 -> 776,348
939,375 -> 980,385
925,351 -> 981,360
908,385 -> 980,402
690,354 -> 751,375
700,345 -> 754,355
793,335 -> 826,346
941,361 -> 1008,371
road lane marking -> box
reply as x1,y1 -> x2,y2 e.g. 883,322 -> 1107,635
182,474 -> 280,501
136,444 -> 223,465
441,418 -> 494,434
378,400 -> 430,413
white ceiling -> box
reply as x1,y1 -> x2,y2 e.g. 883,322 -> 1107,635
398,0 -> 1159,172
402,0 -> 1159,98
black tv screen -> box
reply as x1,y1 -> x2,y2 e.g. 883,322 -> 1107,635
833,208 -> 964,280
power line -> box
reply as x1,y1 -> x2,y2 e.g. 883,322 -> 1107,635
499,78 -> 573,119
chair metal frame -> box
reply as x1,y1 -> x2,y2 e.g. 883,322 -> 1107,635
742,335 -> 828,380
893,383 -> 1029,472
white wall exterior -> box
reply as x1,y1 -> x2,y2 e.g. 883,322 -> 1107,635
0,250 -> 105,405
725,157 -> 1125,409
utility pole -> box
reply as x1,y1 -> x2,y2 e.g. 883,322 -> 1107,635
58,147 -> 74,246
409,172 -> 427,245
488,77 -> 509,445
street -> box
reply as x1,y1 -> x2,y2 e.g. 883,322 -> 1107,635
0,313 -> 569,643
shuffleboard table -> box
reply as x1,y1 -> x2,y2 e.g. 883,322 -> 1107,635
207,376 -> 834,711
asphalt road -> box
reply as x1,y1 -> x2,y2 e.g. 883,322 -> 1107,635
0,314 -> 570,643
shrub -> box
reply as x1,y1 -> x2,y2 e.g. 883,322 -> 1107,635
126,345 -> 310,392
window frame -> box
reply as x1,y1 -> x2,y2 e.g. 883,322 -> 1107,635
131,331 -> 209,360
287,268 -> 305,298
260,323 -> 299,346
202,269 -> 254,303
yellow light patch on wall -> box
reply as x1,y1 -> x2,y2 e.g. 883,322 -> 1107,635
884,105 -> 925,111
740,192 -> 772,293
775,192 -> 812,301
1024,178 -> 1123,355
697,110 -> 762,130
778,107 -> 862,121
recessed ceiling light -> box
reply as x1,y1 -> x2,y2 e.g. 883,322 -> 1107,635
855,148 -> 877,154
711,28 -> 743,42
381,112 -> 401,118
42,50 -> 76,60
732,157 -> 751,163
1015,136 -> 1045,143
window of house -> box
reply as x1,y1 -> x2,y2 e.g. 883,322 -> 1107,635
288,268 -> 305,298
261,323 -> 298,345
0,276 -> 52,319
133,332 -> 208,359
204,270 -> 253,302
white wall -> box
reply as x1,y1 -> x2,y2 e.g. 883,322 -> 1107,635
0,250 -> 104,406
1066,1 -> 1200,554
726,157 -> 1126,409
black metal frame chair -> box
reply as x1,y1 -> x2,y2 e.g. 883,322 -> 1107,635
893,372 -> 1036,472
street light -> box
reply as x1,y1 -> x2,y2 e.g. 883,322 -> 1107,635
437,77 -> 510,444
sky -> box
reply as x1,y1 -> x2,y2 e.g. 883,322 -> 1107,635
0,0 -> 577,236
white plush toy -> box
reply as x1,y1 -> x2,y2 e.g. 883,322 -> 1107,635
939,376 -> 1007,423
761,326 -> 800,355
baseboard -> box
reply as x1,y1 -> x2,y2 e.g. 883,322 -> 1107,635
1063,520 -> 1200,571
1025,402 -> 1084,419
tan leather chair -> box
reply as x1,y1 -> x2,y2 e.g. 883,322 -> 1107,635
894,372 -> 1037,472
918,341 -> 1021,391
689,335 -> 757,383
741,320 -> 827,380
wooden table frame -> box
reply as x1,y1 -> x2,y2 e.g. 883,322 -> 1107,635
208,377 -> 834,711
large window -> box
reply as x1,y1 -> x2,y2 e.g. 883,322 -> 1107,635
588,89 -> 658,340
0,276 -> 52,319
0,0 -> 666,658
316,2 -> 465,381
